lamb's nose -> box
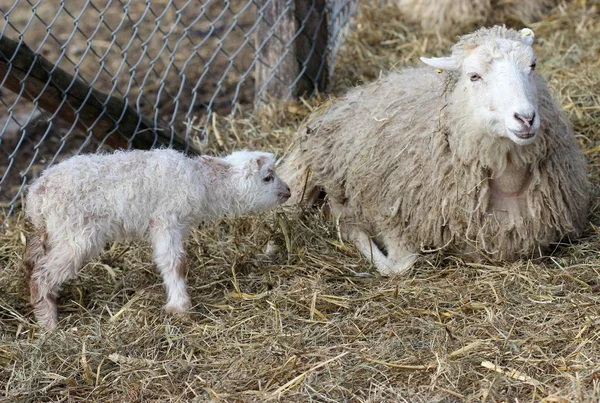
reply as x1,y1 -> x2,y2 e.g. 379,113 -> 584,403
514,111 -> 535,128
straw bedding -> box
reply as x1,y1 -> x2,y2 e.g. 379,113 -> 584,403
1,1 -> 599,401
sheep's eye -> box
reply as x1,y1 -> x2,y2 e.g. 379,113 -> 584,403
469,73 -> 482,82
530,61 -> 536,71
263,175 -> 274,183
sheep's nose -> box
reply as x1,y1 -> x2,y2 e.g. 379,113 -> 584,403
280,185 -> 291,200
514,111 -> 536,128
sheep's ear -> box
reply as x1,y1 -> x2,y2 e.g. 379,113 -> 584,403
519,28 -> 535,46
245,155 -> 270,174
256,156 -> 269,169
200,156 -> 231,173
420,56 -> 458,72
212,158 -> 231,173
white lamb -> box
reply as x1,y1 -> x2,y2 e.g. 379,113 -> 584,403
24,148 -> 291,328
279,26 -> 590,275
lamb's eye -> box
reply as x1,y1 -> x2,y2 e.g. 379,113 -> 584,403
469,73 -> 482,82
263,175 -> 273,183
530,61 -> 536,71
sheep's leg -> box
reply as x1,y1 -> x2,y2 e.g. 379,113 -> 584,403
382,233 -> 418,276
150,223 -> 190,314
30,241 -> 90,328
345,227 -> 395,274
24,229 -> 49,277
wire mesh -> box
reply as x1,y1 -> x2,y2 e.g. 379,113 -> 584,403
0,0 -> 358,219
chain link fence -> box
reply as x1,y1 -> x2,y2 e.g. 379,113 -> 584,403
0,0 -> 358,218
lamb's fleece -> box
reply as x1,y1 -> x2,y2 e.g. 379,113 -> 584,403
396,0 -> 558,33
280,28 -> 590,263
25,149 -> 278,234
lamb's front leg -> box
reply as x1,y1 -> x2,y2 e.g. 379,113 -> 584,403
150,221 -> 191,314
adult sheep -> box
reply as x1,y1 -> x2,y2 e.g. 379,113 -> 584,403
395,0 -> 558,34
279,26 -> 591,275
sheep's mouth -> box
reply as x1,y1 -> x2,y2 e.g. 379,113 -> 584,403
510,129 -> 536,140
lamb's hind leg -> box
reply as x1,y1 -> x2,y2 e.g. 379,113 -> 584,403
150,220 -> 190,314
24,229 -> 49,278
30,240 -> 91,328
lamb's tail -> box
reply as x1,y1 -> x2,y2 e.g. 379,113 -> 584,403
277,148 -> 323,207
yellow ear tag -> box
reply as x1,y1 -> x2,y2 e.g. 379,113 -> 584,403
436,68 -> 443,74
521,28 -> 534,37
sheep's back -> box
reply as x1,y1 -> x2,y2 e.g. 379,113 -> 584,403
26,149 -> 199,235
292,68 -> 448,228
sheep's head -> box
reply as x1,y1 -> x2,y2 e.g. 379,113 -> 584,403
421,26 -> 540,146
223,150 -> 291,214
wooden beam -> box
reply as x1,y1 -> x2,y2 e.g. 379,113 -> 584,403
254,0 -> 329,105
0,35 -> 191,152
254,0 -> 299,104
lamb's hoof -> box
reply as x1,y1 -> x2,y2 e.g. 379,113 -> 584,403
164,300 -> 191,315
38,318 -> 58,330
33,302 -> 59,329
34,314 -> 58,329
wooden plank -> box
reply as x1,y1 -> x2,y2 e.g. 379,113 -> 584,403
254,0 -> 330,105
254,0 -> 299,104
0,35 -> 191,152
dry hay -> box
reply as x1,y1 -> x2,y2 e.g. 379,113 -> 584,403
1,1 -> 600,402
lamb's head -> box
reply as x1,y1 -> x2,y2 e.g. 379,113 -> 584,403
421,26 -> 540,146
222,150 -> 291,214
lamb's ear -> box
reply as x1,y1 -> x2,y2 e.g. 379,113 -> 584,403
200,156 -> 231,173
245,155 -> 270,175
519,28 -> 535,46
420,56 -> 458,72
212,158 -> 232,172
256,155 -> 269,169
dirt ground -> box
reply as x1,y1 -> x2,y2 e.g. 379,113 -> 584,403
1,0 -> 600,402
